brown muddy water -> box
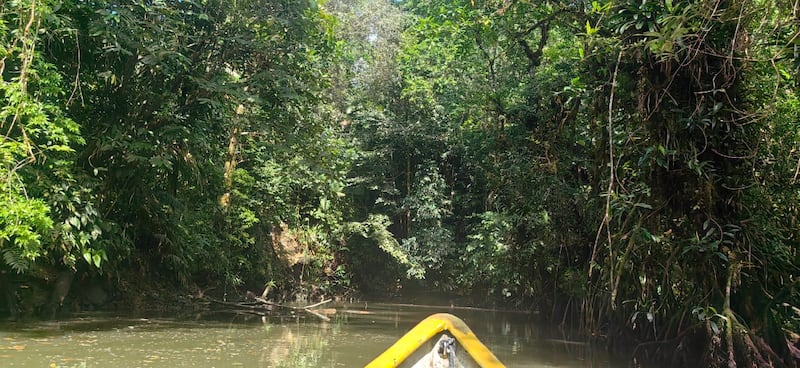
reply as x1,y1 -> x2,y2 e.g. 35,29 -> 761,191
0,302 -> 612,367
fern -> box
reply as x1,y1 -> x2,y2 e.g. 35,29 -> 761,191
346,214 -> 426,279
2,248 -> 31,273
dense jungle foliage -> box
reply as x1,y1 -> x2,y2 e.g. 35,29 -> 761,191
1,0 -> 800,366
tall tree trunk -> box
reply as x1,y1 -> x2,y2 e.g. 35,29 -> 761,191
220,104 -> 244,210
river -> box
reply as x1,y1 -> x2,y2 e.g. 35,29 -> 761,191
0,302 -> 611,367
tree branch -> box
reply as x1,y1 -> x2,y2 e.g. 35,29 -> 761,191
517,21 -> 550,80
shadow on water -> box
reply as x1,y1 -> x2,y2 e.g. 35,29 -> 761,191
0,302 -> 613,367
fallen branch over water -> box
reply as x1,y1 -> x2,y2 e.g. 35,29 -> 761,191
202,295 -> 334,322
376,302 -> 532,314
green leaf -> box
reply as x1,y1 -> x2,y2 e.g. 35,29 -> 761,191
585,21 -> 598,36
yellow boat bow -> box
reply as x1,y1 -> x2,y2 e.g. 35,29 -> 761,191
365,313 -> 506,368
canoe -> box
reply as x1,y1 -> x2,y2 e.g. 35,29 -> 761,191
365,313 -> 506,368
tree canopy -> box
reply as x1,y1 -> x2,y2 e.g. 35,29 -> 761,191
2,0 -> 800,366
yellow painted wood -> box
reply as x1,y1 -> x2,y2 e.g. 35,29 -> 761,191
365,313 -> 506,368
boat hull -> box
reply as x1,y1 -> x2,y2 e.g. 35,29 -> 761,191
365,313 -> 505,368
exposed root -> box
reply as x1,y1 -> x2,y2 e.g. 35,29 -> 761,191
702,312 -> 795,368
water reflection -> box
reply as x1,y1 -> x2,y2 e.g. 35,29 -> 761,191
0,303 -> 612,367
262,320 -> 336,367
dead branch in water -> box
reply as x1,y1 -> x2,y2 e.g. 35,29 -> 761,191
202,295 -> 333,322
